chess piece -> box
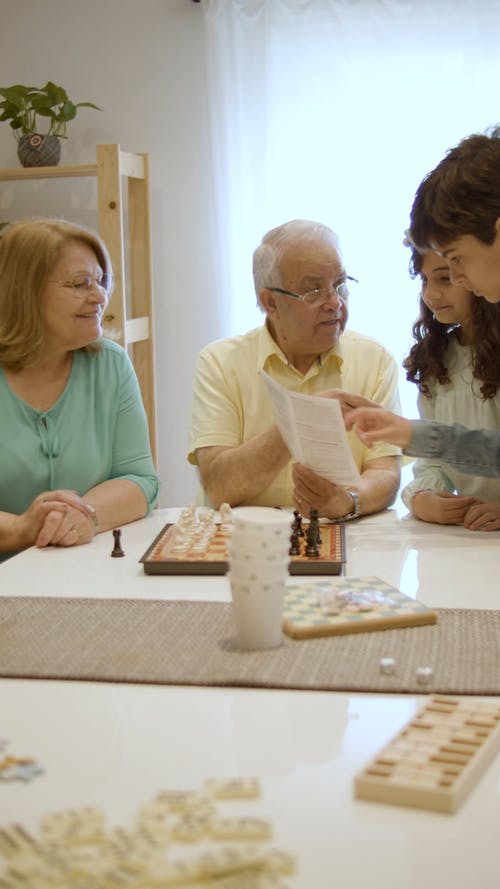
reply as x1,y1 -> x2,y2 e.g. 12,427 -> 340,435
111,528 -> 125,557
289,529 -> 301,556
292,509 -> 304,537
219,501 -> 233,532
305,519 -> 320,557
309,507 -> 322,545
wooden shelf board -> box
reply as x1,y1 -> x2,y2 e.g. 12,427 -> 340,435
0,163 -> 98,181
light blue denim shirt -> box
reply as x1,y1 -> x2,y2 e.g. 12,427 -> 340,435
406,420 -> 500,479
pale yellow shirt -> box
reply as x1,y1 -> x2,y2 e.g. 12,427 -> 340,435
189,324 -> 401,506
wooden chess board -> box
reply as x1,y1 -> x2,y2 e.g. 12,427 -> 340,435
140,520 -> 346,576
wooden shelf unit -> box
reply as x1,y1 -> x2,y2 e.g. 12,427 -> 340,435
0,143 -> 157,463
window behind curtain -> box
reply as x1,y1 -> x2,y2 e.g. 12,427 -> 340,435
201,0 -> 500,416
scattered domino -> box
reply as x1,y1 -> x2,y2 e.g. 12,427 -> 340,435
263,848 -> 297,875
200,870 -> 281,889
154,789 -> 208,812
0,824 -> 39,858
170,810 -> 212,843
196,844 -> 270,879
205,778 -> 261,799
0,777 -> 294,887
354,695 -> 500,813
40,806 -> 106,845
135,805 -> 171,842
210,817 -> 272,841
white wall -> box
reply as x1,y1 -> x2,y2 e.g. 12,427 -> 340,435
0,0 -> 217,506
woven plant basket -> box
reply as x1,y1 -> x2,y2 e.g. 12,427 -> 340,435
17,134 -> 61,167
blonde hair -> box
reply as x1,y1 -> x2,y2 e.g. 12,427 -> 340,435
0,218 -> 113,370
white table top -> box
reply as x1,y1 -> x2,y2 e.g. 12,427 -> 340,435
1,506 -> 499,888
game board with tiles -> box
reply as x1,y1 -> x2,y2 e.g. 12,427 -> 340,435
354,695 -> 500,813
140,506 -> 346,576
282,576 -> 437,639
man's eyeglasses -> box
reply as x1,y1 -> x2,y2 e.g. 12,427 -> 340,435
50,272 -> 114,298
266,275 -> 357,306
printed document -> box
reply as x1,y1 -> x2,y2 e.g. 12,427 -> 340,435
261,370 -> 361,487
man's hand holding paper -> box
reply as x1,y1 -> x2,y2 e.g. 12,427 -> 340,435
260,371 -> 361,488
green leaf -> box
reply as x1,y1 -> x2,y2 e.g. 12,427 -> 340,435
58,101 -> 76,122
0,82 -> 101,135
34,107 -> 54,118
75,102 -> 102,111
0,85 -> 36,104
42,81 -> 68,104
0,101 -> 19,116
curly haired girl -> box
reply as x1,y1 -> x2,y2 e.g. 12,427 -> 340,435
401,247 -> 500,531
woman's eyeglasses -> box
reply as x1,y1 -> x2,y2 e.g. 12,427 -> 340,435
50,272 -> 114,298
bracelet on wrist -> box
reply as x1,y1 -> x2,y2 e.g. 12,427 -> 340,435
84,503 -> 99,529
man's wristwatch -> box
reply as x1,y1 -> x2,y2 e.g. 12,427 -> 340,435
342,489 -> 361,520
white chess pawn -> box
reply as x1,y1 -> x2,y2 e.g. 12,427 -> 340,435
219,502 -> 233,531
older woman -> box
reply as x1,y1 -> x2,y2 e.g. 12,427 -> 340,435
0,218 -> 159,560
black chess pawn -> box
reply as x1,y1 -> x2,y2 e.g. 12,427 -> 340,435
292,509 -> 305,537
289,528 -> 301,556
111,528 -> 125,557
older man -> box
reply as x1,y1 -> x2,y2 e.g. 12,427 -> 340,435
188,219 -> 401,519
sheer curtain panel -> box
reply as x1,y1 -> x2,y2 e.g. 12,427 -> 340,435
200,0 -> 500,415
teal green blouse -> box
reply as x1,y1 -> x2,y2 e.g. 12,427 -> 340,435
0,338 -> 159,529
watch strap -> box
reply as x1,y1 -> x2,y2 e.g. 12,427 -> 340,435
342,488 -> 361,520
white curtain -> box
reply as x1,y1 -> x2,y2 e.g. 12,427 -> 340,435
201,0 -> 500,416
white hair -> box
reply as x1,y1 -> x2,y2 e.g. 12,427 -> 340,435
252,219 -> 341,309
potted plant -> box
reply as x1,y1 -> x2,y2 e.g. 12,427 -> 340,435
0,81 -> 101,167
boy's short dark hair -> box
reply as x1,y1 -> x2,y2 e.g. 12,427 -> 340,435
409,128 -> 500,250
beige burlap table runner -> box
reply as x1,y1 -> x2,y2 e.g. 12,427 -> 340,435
0,597 -> 499,694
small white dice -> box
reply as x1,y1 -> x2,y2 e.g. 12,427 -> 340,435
379,657 -> 396,675
416,666 -> 434,684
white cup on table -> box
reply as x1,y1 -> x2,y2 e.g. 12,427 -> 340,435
228,507 -> 293,650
